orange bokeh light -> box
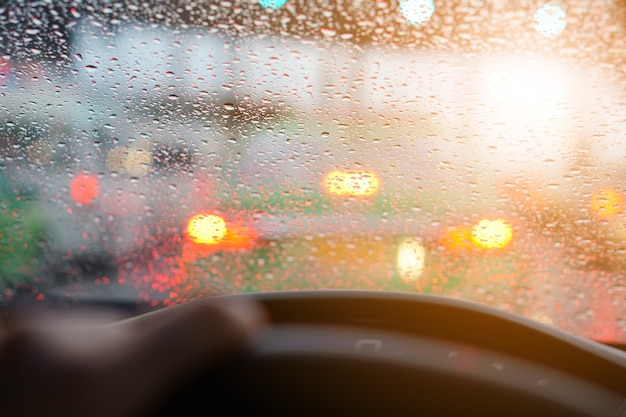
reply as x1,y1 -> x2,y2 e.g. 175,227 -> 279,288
590,188 -> 623,218
70,173 -> 100,205
441,226 -> 474,250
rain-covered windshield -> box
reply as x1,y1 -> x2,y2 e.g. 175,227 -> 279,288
1,0 -> 625,343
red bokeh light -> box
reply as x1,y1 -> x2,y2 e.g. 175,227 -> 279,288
70,173 -> 100,205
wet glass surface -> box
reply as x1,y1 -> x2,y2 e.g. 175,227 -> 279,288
1,0 -> 625,343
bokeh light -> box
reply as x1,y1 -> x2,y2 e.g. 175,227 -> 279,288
124,147 -> 152,177
187,214 -> 227,245
591,188 -> 624,218
26,140 -> 54,165
441,226 -> 474,250
222,224 -> 258,249
259,0 -> 287,9
323,170 -> 349,196
400,0 -> 435,25
106,146 -> 127,173
396,238 -> 426,281
323,169 -> 380,197
70,173 -> 100,205
534,4 -> 566,37
344,170 -> 380,197
471,218 -> 513,250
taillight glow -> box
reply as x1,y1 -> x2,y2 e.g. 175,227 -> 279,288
70,173 -> 100,205
187,214 -> 227,245
471,218 -> 513,250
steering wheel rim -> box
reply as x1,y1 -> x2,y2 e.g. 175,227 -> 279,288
154,290 -> 626,416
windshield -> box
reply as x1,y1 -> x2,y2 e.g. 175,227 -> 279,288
1,0 -> 625,344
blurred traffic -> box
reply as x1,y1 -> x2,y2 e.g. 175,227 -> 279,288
0,0 -> 625,342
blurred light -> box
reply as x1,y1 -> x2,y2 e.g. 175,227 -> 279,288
106,146 -> 127,173
323,170 -> 349,196
323,169 -> 380,197
534,4 -> 566,37
396,238 -> 426,281
400,0 -> 435,25
124,147 -> 152,177
344,170 -> 380,197
70,173 -> 100,205
591,188 -> 623,218
187,214 -> 227,245
259,0 -> 287,9
222,223 -> 258,249
471,219 -> 513,250
26,140 -> 54,165
0,58 -> 12,83
441,226 -> 473,250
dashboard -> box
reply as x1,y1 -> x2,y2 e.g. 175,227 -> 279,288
152,290 -> 626,416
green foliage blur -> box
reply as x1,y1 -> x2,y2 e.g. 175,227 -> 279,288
0,186 -> 47,289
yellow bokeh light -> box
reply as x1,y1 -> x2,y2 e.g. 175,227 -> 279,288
471,218 -> 513,250
187,214 -> 227,245
344,170 -> 380,197
323,169 -> 380,197
124,147 -> 152,177
323,170 -> 349,196
396,238 -> 426,281
591,188 -> 623,218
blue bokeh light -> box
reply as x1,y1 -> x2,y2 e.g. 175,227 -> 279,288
259,0 -> 287,9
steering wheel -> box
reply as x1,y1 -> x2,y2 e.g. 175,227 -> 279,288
154,290 -> 626,416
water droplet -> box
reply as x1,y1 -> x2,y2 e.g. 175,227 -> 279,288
321,28 -> 337,37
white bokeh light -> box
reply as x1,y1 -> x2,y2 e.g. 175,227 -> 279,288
534,4 -> 567,37
396,238 -> 426,281
400,0 -> 435,25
